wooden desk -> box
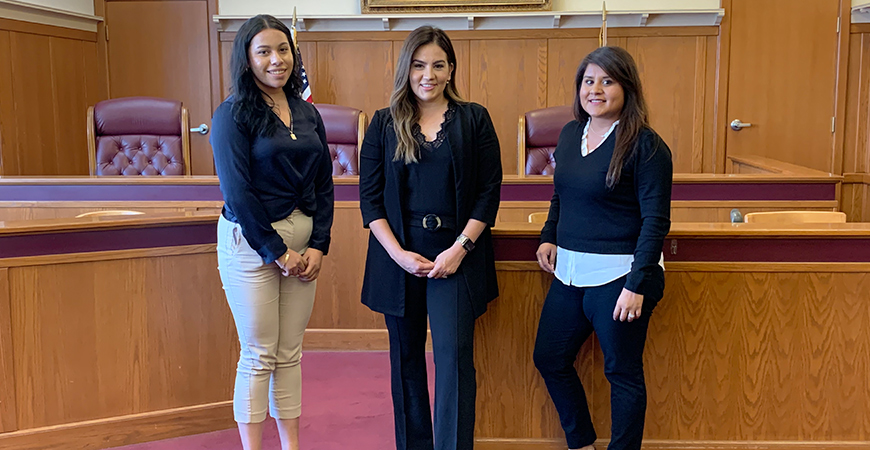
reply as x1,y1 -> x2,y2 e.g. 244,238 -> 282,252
0,214 -> 233,450
475,222 -> 870,450
0,173 -> 843,223
2,216 -> 869,449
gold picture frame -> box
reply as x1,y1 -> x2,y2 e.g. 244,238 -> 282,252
361,0 -> 551,14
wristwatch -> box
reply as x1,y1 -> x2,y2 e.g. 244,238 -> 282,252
456,234 -> 475,253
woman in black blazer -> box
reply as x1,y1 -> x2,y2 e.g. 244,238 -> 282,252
359,25 -> 502,450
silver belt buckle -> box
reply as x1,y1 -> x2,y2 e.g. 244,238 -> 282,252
422,214 -> 442,231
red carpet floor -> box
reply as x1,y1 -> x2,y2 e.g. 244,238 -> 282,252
111,352 -> 434,450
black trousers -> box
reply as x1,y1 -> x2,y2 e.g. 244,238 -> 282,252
384,225 -> 476,450
533,276 -> 659,450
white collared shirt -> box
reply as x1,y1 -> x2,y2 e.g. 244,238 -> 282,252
554,118 -> 664,288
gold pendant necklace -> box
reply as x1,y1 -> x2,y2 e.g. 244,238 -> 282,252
288,107 -> 296,140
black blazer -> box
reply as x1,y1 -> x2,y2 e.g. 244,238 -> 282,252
359,102 -> 502,318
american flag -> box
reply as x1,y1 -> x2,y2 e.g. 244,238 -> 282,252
291,9 -> 313,103
298,51 -> 313,103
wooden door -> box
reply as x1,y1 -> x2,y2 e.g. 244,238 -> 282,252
106,0 -> 215,174
725,0 -> 840,172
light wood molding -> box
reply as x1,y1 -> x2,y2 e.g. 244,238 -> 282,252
728,154 -> 836,176
0,244 -> 216,268
0,16 -> 96,40
843,172 -> 870,183
0,402 -> 234,450
476,439 -> 870,450
492,221 -> 870,237
0,0 -> 102,33
213,10 -> 724,33
0,213 -> 218,236
664,262 -> 870,272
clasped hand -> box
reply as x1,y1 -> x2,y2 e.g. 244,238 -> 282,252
395,243 -> 466,279
275,248 -> 324,282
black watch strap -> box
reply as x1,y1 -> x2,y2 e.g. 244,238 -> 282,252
456,234 -> 475,252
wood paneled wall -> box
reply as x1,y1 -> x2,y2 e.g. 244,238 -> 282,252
842,25 -> 870,221
0,245 -> 238,447
0,19 -> 107,176
476,263 -> 870,446
218,28 -> 720,176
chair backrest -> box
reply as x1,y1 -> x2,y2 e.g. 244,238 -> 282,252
743,211 -> 847,224
87,97 -> 191,176
528,212 -> 548,223
519,105 -> 574,176
314,103 -> 367,177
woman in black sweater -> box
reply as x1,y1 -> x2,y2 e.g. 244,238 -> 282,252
533,46 -> 673,450
359,26 -> 501,450
210,14 -> 334,450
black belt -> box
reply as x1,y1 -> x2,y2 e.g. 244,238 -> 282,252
406,212 -> 456,231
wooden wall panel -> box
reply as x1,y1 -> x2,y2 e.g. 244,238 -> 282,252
0,268 -> 16,432
9,252 -> 235,429
475,267 -> 870,442
49,38 -> 97,175
313,41 -> 394,122
842,180 -> 870,222
475,269 -> 568,438
219,40 -> 232,100
841,31 -> 870,223
9,33 -> 55,175
627,36 -> 706,173
106,0 -> 215,175
641,271 -> 870,440
469,39 -> 548,176
0,25 -> 104,176
0,31 -> 15,176
308,204 -> 381,330
546,38 -> 599,107
219,29 -> 725,178
843,33 -> 869,174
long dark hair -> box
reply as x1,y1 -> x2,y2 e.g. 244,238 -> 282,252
390,26 -> 465,163
229,14 -> 304,137
573,46 -> 649,188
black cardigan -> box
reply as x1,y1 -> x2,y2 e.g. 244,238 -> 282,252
359,102 -> 502,318
540,122 -> 673,297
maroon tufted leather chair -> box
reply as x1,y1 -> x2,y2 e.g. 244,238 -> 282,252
519,106 -> 574,176
87,97 -> 191,176
314,104 -> 367,177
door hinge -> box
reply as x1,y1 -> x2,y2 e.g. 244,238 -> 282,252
832,116 -> 836,133
837,17 -> 840,34
104,23 -> 108,41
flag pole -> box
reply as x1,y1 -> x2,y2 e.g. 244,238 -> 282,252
599,1 -> 607,47
291,7 -> 299,51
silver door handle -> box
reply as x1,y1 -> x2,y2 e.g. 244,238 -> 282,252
190,124 -> 209,135
730,119 -> 752,131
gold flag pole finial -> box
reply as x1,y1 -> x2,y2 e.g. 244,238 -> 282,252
599,1 -> 608,47
291,7 -> 299,51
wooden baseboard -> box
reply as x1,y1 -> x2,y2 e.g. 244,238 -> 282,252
475,439 -> 870,449
303,328 -> 432,351
0,401 -> 235,450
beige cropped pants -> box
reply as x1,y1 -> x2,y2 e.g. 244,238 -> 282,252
216,210 -> 316,423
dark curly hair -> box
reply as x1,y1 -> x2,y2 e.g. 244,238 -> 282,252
229,14 -> 304,137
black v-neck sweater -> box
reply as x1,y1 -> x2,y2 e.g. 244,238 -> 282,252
540,121 -> 673,294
